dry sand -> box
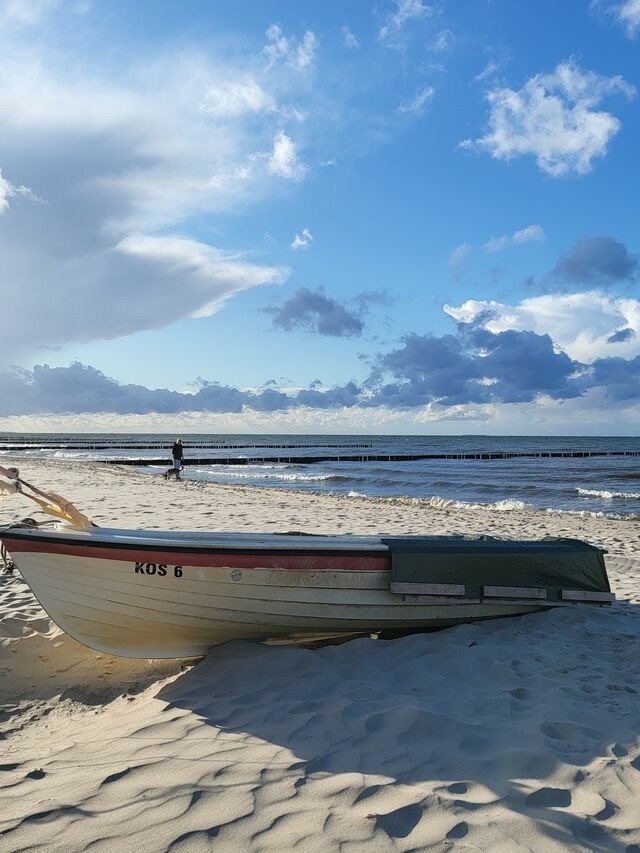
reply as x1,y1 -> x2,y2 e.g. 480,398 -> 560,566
1,458 -> 640,852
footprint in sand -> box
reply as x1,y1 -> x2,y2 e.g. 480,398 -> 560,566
25,769 -> 45,780
540,720 -> 599,751
595,798 -> 618,821
510,687 -> 533,701
526,787 -> 572,808
446,822 -> 469,839
373,803 -> 422,839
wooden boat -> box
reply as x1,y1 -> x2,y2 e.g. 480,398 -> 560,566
0,522 -> 614,658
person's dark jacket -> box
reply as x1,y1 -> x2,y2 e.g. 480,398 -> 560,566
172,442 -> 184,461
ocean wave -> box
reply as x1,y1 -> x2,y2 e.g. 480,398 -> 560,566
547,508 -> 640,521
359,494 -> 533,512
577,488 -> 640,500
190,468 -> 350,483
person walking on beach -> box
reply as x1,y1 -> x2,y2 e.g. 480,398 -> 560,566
165,438 -> 184,480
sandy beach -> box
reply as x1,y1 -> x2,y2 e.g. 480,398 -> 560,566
2,458 -> 640,852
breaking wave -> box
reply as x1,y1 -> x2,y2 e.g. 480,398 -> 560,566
577,488 -> 640,500
190,467 -> 351,484
350,494 -> 533,512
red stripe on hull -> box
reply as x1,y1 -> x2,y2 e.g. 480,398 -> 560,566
3,538 -> 390,571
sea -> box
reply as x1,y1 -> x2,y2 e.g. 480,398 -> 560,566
2,433 -> 640,520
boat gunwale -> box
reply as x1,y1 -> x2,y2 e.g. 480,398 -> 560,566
0,528 -> 390,558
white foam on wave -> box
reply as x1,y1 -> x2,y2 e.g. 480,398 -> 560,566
191,467 -> 338,483
577,487 -> 640,500
356,494 -> 533,512
547,507 -> 639,521
424,496 -> 531,512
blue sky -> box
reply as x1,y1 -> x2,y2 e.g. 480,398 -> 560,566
0,0 -> 639,434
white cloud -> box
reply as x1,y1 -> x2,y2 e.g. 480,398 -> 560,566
449,242 -> 470,277
0,0 -> 59,27
264,24 -> 318,70
203,79 -> 275,117
290,227 -> 313,250
0,34 -> 315,363
267,130 -> 307,181
3,390 -> 639,435
379,0 -> 433,41
463,61 -> 636,176
512,224 -> 545,244
264,23 -> 289,64
294,31 -> 318,70
341,25 -> 359,49
613,0 -> 640,37
116,234 -> 289,319
483,224 -> 545,253
399,84 -> 435,116
0,167 -> 38,212
474,59 -> 501,83
0,170 -> 12,212
483,236 -> 510,253
444,292 -> 640,362
430,29 -> 453,52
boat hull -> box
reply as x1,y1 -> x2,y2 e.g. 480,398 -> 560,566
2,528 -> 547,658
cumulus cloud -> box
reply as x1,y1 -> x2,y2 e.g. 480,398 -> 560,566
379,0 -> 433,42
5,292 -> 640,415
0,167 -> 40,213
483,224 -> 545,253
607,327 -> 635,343
462,60 -> 636,175
584,355 -> 640,400
267,130 -> 308,180
369,328 -> 580,407
290,228 -> 313,250
0,363 -> 363,416
443,291 -> 640,363
552,235 -> 638,285
265,287 -> 365,337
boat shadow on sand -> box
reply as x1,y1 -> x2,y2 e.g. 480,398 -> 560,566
3,567 -> 640,850
153,601 -> 640,850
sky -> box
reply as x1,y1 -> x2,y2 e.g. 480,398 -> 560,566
0,0 -> 639,434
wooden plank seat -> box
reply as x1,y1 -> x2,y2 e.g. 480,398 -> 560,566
561,589 -> 615,602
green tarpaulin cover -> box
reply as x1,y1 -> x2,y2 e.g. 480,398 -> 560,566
382,536 -> 610,600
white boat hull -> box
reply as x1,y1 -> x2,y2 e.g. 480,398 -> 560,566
2,527 -> 547,658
